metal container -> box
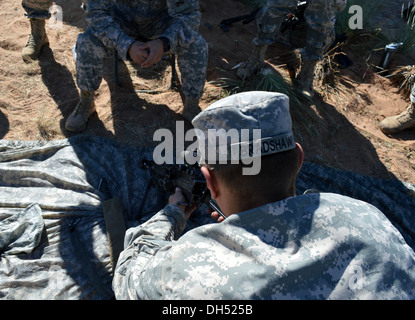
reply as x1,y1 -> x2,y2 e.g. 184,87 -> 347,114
379,42 -> 403,70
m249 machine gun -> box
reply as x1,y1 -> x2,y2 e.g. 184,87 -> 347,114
140,159 -> 226,220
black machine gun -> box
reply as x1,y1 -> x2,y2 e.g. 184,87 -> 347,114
218,1 -> 308,33
219,7 -> 261,32
140,159 -> 226,220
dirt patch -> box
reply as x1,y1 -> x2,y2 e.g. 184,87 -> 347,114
0,0 -> 414,185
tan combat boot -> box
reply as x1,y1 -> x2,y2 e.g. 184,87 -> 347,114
22,19 -> 49,61
65,90 -> 96,132
379,103 -> 415,134
296,60 -> 318,98
182,96 -> 202,122
236,45 -> 268,80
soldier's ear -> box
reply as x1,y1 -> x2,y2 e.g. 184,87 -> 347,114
201,166 -> 219,199
296,142 -> 304,174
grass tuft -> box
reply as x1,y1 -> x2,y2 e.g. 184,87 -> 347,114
387,64 -> 415,98
209,68 -> 329,141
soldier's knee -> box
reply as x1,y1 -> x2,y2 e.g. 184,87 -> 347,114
77,28 -> 100,47
176,34 -> 208,62
254,3 -> 291,45
302,27 -> 335,60
76,27 -> 108,60
193,35 -> 208,56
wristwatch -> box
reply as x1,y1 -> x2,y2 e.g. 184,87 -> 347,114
159,36 -> 170,52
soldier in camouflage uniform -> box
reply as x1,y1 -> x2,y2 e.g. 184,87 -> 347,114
21,0 -> 53,61
237,0 -> 347,97
380,81 -> 415,134
66,0 -> 208,132
112,91 -> 415,299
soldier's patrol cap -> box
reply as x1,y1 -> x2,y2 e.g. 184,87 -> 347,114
191,91 -> 296,164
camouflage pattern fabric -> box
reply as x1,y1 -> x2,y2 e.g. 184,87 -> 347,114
117,191 -> 415,299
254,0 -> 347,60
0,135 -> 414,299
191,92 -> 296,164
0,135 -> 211,300
113,190 -> 415,300
22,0 -> 53,19
76,0 -> 208,99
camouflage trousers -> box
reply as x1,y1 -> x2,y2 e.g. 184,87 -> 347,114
75,13 -> 208,99
254,0 -> 347,60
22,0 -> 53,19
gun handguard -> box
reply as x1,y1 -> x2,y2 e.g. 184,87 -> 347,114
140,159 -> 226,219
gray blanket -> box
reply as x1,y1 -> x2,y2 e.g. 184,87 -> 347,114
0,135 -> 414,299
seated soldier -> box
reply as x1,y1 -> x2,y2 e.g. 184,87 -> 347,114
112,91 -> 415,299
237,0 -> 347,97
66,0 -> 208,132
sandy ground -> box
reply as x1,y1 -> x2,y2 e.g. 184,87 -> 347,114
0,0 -> 414,185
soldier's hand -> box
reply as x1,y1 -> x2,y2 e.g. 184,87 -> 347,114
168,187 -> 197,220
138,39 -> 164,69
128,41 -> 148,65
209,208 -> 225,223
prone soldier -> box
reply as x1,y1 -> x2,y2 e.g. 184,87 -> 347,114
112,91 -> 415,299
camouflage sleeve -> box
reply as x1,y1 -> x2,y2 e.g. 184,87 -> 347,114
163,0 -> 202,52
85,0 -> 135,60
112,204 -> 187,299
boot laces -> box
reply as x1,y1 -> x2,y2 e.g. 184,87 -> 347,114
25,20 -> 45,48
